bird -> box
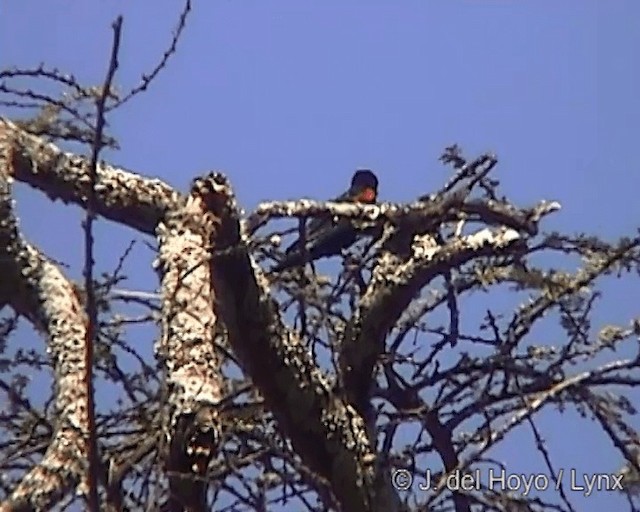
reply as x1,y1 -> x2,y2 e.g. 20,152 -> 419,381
271,169 -> 379,272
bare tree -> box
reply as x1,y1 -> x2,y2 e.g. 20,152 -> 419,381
1,6 -> 639,512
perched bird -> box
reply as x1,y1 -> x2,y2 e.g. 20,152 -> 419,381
272,169 -> 379,272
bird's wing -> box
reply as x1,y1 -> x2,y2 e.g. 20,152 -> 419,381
302,190 -> 354,241
284,191 -> 351,254
284,215 -> 333,255
273,219 -> 357,272
305,219 -> 358,260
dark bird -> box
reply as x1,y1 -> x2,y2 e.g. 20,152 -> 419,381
272,169 -> 379,272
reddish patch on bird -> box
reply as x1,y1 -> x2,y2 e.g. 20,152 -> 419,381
357,187 -> 376,203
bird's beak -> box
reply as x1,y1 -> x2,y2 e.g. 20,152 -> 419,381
356,187 -> 377,202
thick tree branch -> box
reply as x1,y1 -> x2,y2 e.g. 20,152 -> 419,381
191,173 -> 401,512
339,228 -> 522,419
338,200 -> 560,426
247,197 -> 560,238
154,192 -> 224,512
0,118 -> 180,235
0,169 -> 90,511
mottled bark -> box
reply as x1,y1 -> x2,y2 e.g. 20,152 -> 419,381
190,174 -> 400,512
155,193 -> 223,512
0,157 -> 91,510
0,118 -> 180,235
0,120 -> 225,511
5,118 -> 635,512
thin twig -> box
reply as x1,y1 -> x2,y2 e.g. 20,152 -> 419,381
297,217 -> 307,337
107,0 -> 191,111
83,15 -> 123,512
526,416 -> 577,512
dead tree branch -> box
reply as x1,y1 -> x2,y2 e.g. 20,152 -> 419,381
0,118 -> 180,235
0,161 -> 91,511
83,16 -> 123,511
154,190 -> 224,512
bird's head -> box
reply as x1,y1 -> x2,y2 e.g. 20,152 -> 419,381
350,169 -> 378,203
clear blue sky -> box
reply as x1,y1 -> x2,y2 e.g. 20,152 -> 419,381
2,2 -> 639,511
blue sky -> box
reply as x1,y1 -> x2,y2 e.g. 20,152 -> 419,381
2,2 -> 639,511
